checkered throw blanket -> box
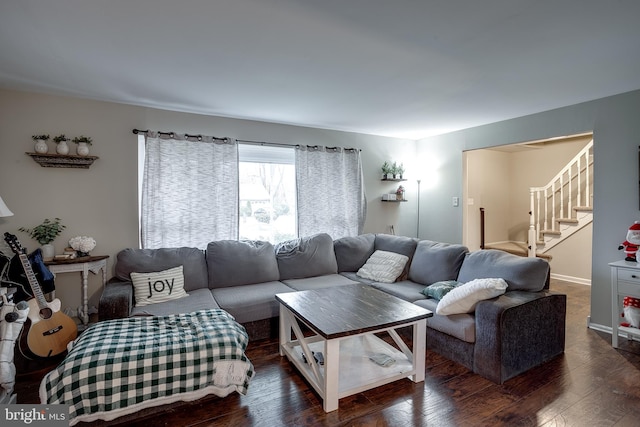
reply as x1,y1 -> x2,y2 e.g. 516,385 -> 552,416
40,309 -> 254,426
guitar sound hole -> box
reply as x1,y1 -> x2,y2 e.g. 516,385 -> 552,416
39,307 -> 53,320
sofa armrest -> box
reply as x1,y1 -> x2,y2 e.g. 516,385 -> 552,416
473,291 -> 566,384
98,279 -> 133,321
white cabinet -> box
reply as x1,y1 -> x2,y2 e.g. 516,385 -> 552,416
609,260 -> 640,347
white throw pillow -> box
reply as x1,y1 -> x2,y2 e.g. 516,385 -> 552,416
436,278 -> 508,315
130,265 -> 189,307
356,250 -> 409,283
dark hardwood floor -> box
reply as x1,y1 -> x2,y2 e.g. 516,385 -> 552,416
14,279 -> 640,426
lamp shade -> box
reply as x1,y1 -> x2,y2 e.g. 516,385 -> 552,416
0,196 -> 14,217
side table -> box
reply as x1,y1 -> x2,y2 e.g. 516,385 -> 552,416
45,255 -> 109,326
609,259 -> 640,347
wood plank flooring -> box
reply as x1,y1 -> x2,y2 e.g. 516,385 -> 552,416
14,279 -> 640,426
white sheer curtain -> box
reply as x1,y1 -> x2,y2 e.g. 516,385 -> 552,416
141,132 -> 239,249
296,146 -> 366,239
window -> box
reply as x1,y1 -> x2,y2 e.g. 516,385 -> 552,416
238,144 -> 297,243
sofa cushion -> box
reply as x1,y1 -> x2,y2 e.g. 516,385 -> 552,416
282,274 -> 360,291
131,288 -> 219,317
370,280 -> 427,302
115,247 -> 208,292
422,280 -> 462,300
275,233 -> 338,280
408,240 -> 469,285
211,281 -> 295,324
457,249 -> 550,292
333,233 -> 375,272
374,234 -> 418,279
130,265 -> 189,307
357,250 -> 409,283
436,278 -> 508,315
414,298 -> 476,343
206,240 -> 280,288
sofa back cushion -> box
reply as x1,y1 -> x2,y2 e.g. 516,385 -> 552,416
333,233 -> 375,272
115,247 -> 208,292
456,249 -> 550,292
408,240 -> 469,285
206,240 -> 280,288
374,234 -> 418,279
276,233 -> 338,280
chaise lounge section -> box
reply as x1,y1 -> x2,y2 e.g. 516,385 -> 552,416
99,232 -> 566,384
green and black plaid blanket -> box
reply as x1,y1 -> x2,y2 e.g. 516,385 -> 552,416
40,309 -> 254,425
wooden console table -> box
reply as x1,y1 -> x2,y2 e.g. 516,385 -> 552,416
45,255 -> 109,326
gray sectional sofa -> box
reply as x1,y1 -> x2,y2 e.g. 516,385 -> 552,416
99,232 -> 566,384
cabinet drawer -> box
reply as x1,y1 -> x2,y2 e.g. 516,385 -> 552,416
617,268 -> 640,284
618,281 -> 640,296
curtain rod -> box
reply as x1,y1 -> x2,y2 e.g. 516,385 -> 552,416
132,129 -> 360,151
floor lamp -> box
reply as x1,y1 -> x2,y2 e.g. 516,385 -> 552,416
416,179 -> 421,238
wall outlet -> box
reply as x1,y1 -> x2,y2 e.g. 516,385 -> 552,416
452,197 -> 459,207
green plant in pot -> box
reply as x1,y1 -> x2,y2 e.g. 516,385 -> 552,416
381,161 -> 392,179
19,218 -> 66,260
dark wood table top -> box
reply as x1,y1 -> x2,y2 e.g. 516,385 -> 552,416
276,284 -> 433,340
45,255 -> 109,265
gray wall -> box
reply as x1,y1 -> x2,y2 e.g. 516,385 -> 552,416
418,89 -> 640,328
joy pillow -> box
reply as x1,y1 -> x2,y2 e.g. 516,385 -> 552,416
130,265 -> 188,307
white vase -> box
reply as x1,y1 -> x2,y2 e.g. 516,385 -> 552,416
34,139 -> 48,153
41,243 -> 55,261
76,142 -> 90,156
56,140 -> 70,155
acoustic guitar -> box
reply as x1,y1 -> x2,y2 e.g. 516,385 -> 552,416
4,232 -> 77,358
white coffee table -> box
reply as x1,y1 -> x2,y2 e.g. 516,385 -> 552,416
276,284 -> 432,412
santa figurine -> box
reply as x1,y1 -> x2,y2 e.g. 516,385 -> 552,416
618,221 -> 640,261
621,296 -> 640,328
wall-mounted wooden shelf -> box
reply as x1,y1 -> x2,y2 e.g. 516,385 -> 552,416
381,178 -> 407,182
26,152 -> 98,169
381,199 -> 408,202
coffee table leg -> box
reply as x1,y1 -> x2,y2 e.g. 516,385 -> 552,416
279,305 -> 291,357
412,319 -> 426,382
323,339 -> 340,412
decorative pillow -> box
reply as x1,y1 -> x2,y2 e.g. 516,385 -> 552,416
436,278 -> 508,315
421,280 -> 462,300
130,265 -> 189,307
356,250 -> 409,283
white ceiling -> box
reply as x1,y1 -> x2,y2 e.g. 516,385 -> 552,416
1,1 -> 639,140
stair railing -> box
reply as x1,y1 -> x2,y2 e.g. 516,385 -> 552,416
528,139 -> 593,257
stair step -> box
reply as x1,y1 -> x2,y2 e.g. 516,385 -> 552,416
542,229 -> 561,236
573,206 -> 593,212
557,218 -> 579,224
483,242 -> 552,260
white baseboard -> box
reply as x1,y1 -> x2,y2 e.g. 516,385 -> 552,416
550,272 -> 591,286
587,317 -> 640,342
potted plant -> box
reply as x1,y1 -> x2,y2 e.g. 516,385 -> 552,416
19,218 -> 66,260
391,161 -> 399,179
396,162 -> 405,179
32,134 -> 50,154
381,161 -> 392,179
53,134 -> 70,155
72,135 -> 92,156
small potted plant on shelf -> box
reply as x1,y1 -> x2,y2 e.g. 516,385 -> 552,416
53,134 -> 70,155
391,161 -> 399,179
396,162 -> 405,179
19,218 -> 66,261
32,134 -> 50,154
72,135 -> 92,156
381,161 -> 392,179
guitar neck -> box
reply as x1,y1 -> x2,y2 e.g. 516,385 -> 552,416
17,252 -> 48,310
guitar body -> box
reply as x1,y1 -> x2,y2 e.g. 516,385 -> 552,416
25,297 -> 78,358
4,232 -> 78,359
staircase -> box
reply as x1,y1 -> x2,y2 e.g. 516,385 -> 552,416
527,140 -> 593,257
